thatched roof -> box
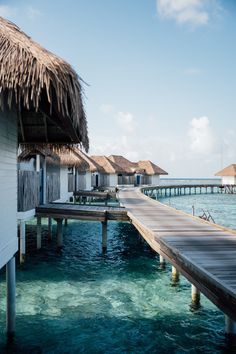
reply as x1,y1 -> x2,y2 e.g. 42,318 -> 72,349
74,148 -> 104,173
137,161 -> 168,175
18,146 -> 59,164
0,16 -> 89,150
90,155 -> 125,174
56,147 -> 89,171
108,155 -> 137,174
215,164 -> 236,177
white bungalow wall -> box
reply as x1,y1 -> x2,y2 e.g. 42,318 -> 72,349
85,172 -> 92,190
60,166 -> 69,202
222,176 -> 236,185
151,175 -> 160,186
0,109 -> 18,269
109,173 -> 118,187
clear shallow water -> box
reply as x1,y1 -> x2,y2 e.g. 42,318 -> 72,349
0,219 -> 230,353
160,193 -> 236,231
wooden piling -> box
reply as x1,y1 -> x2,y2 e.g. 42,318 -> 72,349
159,254 -> 165,269
48,217 -> 52,241
19,220 -> 26,263
56,219 -> 63,248
191,284 -> 200,308
6,257 -> 15,337
102,221 -> 107,250
37,216 -> 41,249
171,266 -> 179,285
225,316 -> 236,337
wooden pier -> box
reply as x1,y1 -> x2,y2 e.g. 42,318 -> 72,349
36,203 -> 127,222
142,184 -> 236,198
118,188 -> 236,333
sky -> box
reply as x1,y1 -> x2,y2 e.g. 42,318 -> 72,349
2,0 -> 236,177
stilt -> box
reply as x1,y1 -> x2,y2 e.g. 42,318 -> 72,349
191,284 -> 201,308
171,266 -> 179,285
225,316 -> 236,337
48,217 -> 52,241
57,219 -> 63,248
192,205 -> 195,216
19,220 -> 26,263
64,219 -> 68,227
6,257 -> 16,338
102,221 -> 107,250
159,254 -> 165,269
37,216 -> 41,249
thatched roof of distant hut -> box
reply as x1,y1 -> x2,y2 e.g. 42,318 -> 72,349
56,147 -> 89,171
215,164 -> 236,177
74,148 -> 104,173
108,155 -> 137,174
0,16 -> 89,150
137,161 -> 168,175
90,155 -> 125,174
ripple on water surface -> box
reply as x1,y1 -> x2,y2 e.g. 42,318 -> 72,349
0,219 -> 230,353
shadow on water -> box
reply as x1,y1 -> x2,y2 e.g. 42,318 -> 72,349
0,220 -> 233,353
0,312 -> 231,354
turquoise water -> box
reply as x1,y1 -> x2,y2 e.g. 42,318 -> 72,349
160,193 -> 236,231
0,187 -> 236,353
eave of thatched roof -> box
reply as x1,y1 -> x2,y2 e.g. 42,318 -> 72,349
73,148 -> 104,173
137,160 -> 168,175
90,155 -> 125,174
18,146 -> 59,164
0,16 -> 89,150
215,164 -> 236,177
56,147 -> 89,171
108,155 -> 136,174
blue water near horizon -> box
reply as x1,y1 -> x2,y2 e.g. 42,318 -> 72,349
0,178 -> 235,353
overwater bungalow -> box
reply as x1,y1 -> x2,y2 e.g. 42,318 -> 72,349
108,155 -> 168,186
0,16 -> 88,335
215,164 -> 236,185
90,155 -> 125,188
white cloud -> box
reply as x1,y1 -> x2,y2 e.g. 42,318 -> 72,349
116,111 -> 136,133
188,116 -> 216,154
157,0 -> 217,26
0,5 -> 16,18
99,104 -> 114,114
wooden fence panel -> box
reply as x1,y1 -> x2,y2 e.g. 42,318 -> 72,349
47,172 -> 60,203
68,174 -> 75,192
18,171 -> 40,212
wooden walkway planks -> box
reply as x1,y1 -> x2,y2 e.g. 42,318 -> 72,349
36,203 -> 128,222
118,188 -> 236,321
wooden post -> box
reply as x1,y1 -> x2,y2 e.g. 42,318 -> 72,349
37,216 -> 42,249
43,156 -> 47,204
159,254 -> 165,269
57,219 -> 63,248
48,217 -> 52,241
19,220 -> 26,263
6,257 -> 16,337
171,266 -> 179,285
191,284 -> 200,308
36,154 -> 40,172
102,221 -> 107,250
192,205 -> 195,216
225,316 -> 236,336
64,219 -> 68,227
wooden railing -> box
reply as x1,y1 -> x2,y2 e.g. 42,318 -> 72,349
18,170 -> 40,212
47,172 -> 60,203
68,174 -> 75,192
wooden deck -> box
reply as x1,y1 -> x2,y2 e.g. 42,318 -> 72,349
36,203 -> 128,222
118,188 -> 236,321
